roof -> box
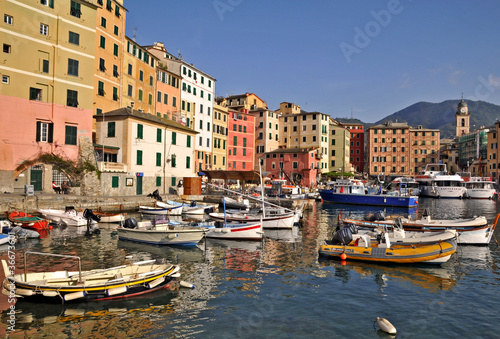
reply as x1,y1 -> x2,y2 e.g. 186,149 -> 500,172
266,147 -> 319,154
280,111 -> 328,118
93,107 -> 198,134
203,170 -> 263,183
368,122 -> 410,129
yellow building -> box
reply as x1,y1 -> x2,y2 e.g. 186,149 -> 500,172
329,119 -> 353,173
225,92 -> 267,111
213,103 -> 228,170
122,37 -> 157,114
93,0 -> 127,128
0,0 -> 97,192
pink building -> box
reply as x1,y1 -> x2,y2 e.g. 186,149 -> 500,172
227,109 -> 255,171
264,147 -> 321,187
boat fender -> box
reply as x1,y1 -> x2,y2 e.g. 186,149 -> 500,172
360,235 -> 371,248
374,317 -> 397,335
180,281 -> 194,289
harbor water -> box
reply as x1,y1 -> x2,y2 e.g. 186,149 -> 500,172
1,198 -> 500,338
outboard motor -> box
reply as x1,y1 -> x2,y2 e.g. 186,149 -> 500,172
374,211 -> 385,221
83,209 -> 101,222
331,224 -> 354,245
422,208 -> 431,217
123,217 -> 138,229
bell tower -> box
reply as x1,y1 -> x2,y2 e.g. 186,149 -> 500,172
455,98 -> 470,137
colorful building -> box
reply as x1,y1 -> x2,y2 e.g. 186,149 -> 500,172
249,108 -> 281,171
0,0 -> 97,192
227,110 -> 255,171
264,148 -> 321,187
225,92 -> 267,111
122,37 -> 157,114
94,107 -> 197,195
487,122 -> 500,182
329,119 -> 353,173
212,103 -> 228,170
93,0 -> 126,131
341,122 -> 365,173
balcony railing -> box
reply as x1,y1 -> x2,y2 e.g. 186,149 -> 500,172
98,162 -> 127,173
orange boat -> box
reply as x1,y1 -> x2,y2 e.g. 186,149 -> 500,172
8,211 -> 49,230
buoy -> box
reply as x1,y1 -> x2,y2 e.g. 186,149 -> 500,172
49,226 -> 53,230
375,317 -> 397,335
179,281 -> 194,289
340,253 -> 347,260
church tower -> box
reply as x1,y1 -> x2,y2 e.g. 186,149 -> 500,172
455,98 -> 470,137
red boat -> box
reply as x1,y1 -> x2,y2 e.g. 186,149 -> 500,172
8,211 -> 49,230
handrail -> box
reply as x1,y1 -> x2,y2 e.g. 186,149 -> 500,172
24,251 -> 82,283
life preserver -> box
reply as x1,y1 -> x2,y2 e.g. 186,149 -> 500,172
273,190 -> 278,195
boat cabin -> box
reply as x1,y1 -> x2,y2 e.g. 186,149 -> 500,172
325,179 -> 365,195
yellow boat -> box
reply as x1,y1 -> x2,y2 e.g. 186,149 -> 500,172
318,233 -> 457,264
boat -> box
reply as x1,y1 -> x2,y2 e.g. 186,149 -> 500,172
205,221 -> 263,240
318,178 -> 418,208
261,178 -> 307,199
2,252 -> 180,303
7,211 -> 49,230
9,226 -> 41,239
222,196 -> 250,210
458,173 -> 496,199
117,218 -> 207,246
415,164 -> 466,198
318,226 -> 457,264
208,211 -> 295,229
156,201 -> 183,215
342,211 -> 498,245
138,201 -> 182,216
169,200 -> 215,215
91,210 -> 126,223
38,208 -> 95,227
0,234 -> 9,245
388,177 -> 421,196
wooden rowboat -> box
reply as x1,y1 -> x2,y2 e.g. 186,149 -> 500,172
8,211 -> 49,230
2,252 -> 180,303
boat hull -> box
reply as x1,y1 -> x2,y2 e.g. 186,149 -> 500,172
38,209 -> 91,227
318,239 -> 457,264
419,186 -> 466,198
8,211 -> 48,230
464,189 -> 496,199
319,190 -> 418,207
205,223 -> 262,240
117,227 -> 205,245
208,213 -> 295,229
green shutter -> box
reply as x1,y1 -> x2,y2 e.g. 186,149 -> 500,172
156,153 -> 161,166
49,0 -> 54,8
171,177 -> 176,186
112,176 -> 119,188
233,136 -> 237,146
113,44 -> 118,56
137,150 -> 142,165
107,122 -> 115,137
243,138 -> 247,147
65,125 -> 77,145
157,128 -> 162,142
187,135 -> 191,147
172,132 -> 177,145
137,124 -> 143,139
156,176 -> 161,187
186,156 -> 190,169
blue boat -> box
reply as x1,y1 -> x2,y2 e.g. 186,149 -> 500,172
319,178 -> 418,208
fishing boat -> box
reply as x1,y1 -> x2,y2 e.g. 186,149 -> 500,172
156,201 -> 183,215
138,201 -> 182,216
118,218 -> 206,246
415,164 -> 466,198
342,212 -> 498,245
2,252 -> 180,303
205,222 -> 263,240
319,228 -> 457,264
169,200 -> 215,215
262,178 -> 307,199
208,211 -> 295,229
388,177 -> 421,196
38,208 -> 95,227
8,211 -> 49,230
458,173 -> 496,199
222,197 -> 250,210
90,210 -> 126,223
319,178 -> 418,208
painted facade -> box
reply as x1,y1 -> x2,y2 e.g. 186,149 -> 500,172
0,0 -> 97,192
264,148 -> 320,187
94,108 -> 197,195
249,108 -> 281,171
342,122 -> 365,173
212,103 -> 228,170
227,110 -> 255,171
329,119 -> 352,173
122,37 -> 157,114
93,0 -> 126,131
487,122 -> 500,182
225,92 -> 268,111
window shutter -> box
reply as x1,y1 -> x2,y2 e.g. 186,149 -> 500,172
49,0 -> 54,8
48,123 -> 54,143
36,121 -> 41,142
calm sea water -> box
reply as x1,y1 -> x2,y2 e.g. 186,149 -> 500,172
1,198 -> 500,338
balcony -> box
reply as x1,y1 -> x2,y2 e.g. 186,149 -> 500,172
98,162 -> 127,173
315,153 -> 323,160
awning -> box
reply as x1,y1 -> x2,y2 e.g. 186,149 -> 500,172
198,172 -> 206,176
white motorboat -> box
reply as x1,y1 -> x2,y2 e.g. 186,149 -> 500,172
458,173 -> 496,199
168,200 -> 215,215
156,201 -> 183,215
139,202 -> 182,216
389,177 -> 421,196
38,209 -> 95,227
205,222 -> 263,240
415,164 -> 466,198
208,211 -> 295,229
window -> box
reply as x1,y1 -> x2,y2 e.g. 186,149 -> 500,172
107,122 -> 115,137
36,121 -> 53,143
114,25 -> 119,36
139,70 -> 143,81
128,64 -> 132,75
2,75 -> 9,84
101,17 -> 106,27
156,153 -> 161,166
97,81 -> 104,96
186,156 -> 191,169
156,177 -> 161,187
69,31 -> 79,45
172,132 -> 177,145
172,97 -> 177,107
293,162 -> 298,169
200,104 -> 203,113
68,58 -> 79,76
40,23 -> 48,36
65,125 -> 77,145
233,136 -> 237,146
66,89 -> 78,107
137,124 -> 143,139
157,91 -> 162,102
113,87 -> 118,101
4,15 -> 13,25
113,44 -> 119,57
127,85 -> 132,97
112,176 -> 119,188
163,93 -> 168,104
100,36 -> 105,49
99,58 -> 106,72
148,94 -> 152,105
106,0 -> 112,11
187,135 -> 191,147
70,1 -> 81,18
136,150 -> 143,165
115,4 -> 120,17
138,89 -> 143,101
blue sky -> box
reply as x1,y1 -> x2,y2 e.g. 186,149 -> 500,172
125,0 -> 500,123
